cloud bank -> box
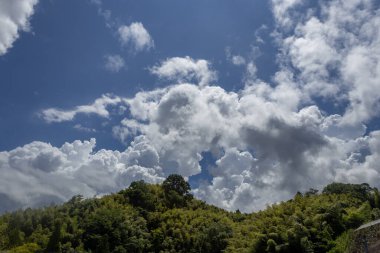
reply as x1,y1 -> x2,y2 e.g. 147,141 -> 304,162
9,79 -> 380,212
2,0 -> 380,213
0,137 -> 164,212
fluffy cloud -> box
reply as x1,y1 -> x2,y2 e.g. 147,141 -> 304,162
150,56 -> 217,86
0,0 -> 38,55
274,0 -> 380,124
104,54 -> 125,72
271,0 -> 303,28
13,0 -> 380,213
37,80 -> 380,212
41,94 -> 125,123
122,84 -> 377,212
0,137 -> 164,212
118,22 -> 154,52
119,79 -> 374,208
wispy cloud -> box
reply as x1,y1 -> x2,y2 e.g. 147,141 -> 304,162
225,47 -> 246,66
73,124 -> 96,133
40,94 -> 124,123
89,0 -> 113,28
104,54 -> 125,72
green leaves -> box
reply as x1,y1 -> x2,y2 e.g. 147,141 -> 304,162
162,174 -> 191,197
0,180 -> 378,253
82,206 -> 150,253
123,180 -> 157,212
162,174 -> 193,208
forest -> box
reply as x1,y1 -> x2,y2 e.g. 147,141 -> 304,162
0,174 -> 379,253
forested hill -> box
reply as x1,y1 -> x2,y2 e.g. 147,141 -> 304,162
1,175 -> 379,253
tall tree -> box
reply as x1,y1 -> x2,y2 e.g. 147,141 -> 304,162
162,174 -> 192,208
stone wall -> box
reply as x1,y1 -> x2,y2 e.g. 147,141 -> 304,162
349,223 -> 380,253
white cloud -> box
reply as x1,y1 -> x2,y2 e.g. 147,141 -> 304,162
273,0 -> 380,124
225,47 -> 246,66
41,94 -> 125,123
0,0 -> 38,55
245,62 -> 257,80
271,0 -> 304,28
118,22 -> 154,52
231,55 -> 246,66
0,137 -> 164,212
150,56 -> 217,86
254,24 -> 268,44
36,80 -> 380,212
12,0 -> 380,213
114,82 -> 377,211
73,124 -> 96,133
104,54 -> 125,72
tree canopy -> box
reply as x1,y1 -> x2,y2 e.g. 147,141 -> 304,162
0,176 -> 379,253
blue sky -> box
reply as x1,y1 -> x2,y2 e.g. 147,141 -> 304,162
0,0 -> 275,150
1,0 -> 380,213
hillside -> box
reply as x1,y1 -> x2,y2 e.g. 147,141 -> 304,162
0,175 -> 379,253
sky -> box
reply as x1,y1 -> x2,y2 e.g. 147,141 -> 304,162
0,0 -> 380,213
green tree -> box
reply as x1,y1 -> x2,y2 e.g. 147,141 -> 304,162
323,183 -> 372,201
162,174 -> 192,208
82,207 -> 150,253
9,243 -> 40,253
373,188 -> 380,208
45,220 -> 62,253
8,229 -> 24,248
195,222 -> 232,253
163,174 -> 191,196
123,180 -> 156,211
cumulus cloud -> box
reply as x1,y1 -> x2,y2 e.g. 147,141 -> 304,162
41,94 -> 125,123
12,0 -> 380,213
274,0 -> 380,124
150,56 -> 217,86
0,0 -> 38,55
112,81 -> 375,212
0,137 -> 164,212
118,22 -> 154,52
33,80 -> 380,212
39,79 -> 328,211
104,54 -> 125,72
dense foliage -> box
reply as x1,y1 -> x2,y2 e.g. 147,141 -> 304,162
0,177 -> 379,253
